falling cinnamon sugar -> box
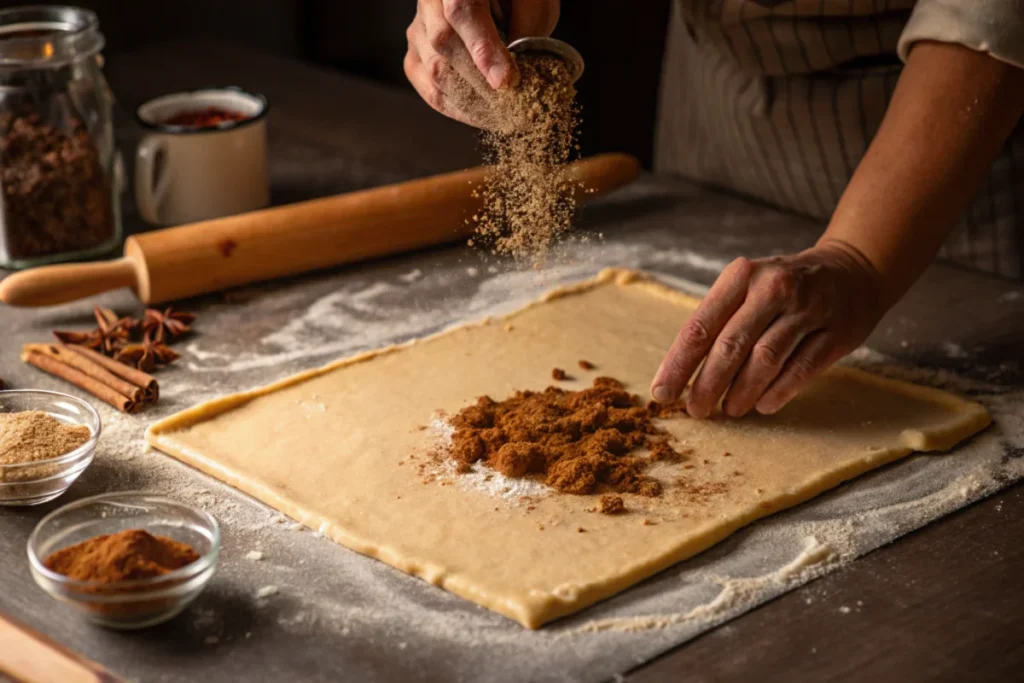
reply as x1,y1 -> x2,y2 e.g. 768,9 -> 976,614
471,53 -> 581,260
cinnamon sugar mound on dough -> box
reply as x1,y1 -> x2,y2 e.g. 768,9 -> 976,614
447,377 -> 686,497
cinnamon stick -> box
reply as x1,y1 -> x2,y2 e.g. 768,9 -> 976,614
24,344 -> 144,405
21,350 -> 138,414
62,344 -> 159,403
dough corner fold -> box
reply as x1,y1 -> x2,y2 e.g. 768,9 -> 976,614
145,268 -> 992,629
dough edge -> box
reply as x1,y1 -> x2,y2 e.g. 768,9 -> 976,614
145,268 -> 992,628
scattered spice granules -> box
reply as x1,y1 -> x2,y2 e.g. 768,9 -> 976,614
552,368 -> 568,381
471,53 -> 581,260
675,479 -> 730,504
649,441 -> 687,463
446,376 -> 685,497
598,494 -> 626,515
43,529 -> 199,582
0,411 -> 91,482
578,360 -> 596,370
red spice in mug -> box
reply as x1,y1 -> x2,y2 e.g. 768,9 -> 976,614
162,107 -> 247,129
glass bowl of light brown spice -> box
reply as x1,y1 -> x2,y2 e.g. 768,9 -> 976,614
27,492 -> 220,629
0,390 -> 100,505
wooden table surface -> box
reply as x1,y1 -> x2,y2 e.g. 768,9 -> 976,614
1,42 -> 1022,683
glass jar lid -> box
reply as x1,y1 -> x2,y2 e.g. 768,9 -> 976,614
0,6 -> 104,69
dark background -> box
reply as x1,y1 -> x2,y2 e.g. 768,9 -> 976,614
3,0 -> 674,168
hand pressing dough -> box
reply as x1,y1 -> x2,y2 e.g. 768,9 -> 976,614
146,269 -> 991,628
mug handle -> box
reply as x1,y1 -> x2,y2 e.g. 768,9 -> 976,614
134,135 -> 172,224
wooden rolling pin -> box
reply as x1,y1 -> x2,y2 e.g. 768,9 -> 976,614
0,613 -> 124,683
0,153 -> 639,307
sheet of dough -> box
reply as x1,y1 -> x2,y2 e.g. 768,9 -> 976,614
146,269 -> 991,628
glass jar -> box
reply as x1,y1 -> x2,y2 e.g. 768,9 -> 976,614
0,6 -> 120,270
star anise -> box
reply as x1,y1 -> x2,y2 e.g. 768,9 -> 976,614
143,307 -> 196,343
115,331 -> 180,371
93,306 -> 134,354
52,307 -> 134,356
52,328 -> 104,351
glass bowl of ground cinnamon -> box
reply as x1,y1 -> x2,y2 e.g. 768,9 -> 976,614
0,390 -> 100,505
27,492 -> 220,629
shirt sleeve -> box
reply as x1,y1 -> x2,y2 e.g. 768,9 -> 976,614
897,0 -> 1024,70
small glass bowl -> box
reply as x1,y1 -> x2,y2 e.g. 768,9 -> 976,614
27,492 -> 220,629
0,390 -> 100,506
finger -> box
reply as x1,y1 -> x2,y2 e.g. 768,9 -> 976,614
686,295 -> 784,419
651,258 -> 755,404
722,314 -> 817,418
755,330 -> 842,415
420,0 -> 495,101
508,0 -> 560,39
404,49 -> 479,126
443,0 -> 515,89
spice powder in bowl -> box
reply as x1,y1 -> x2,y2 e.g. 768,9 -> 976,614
38,530 -> 202,627
0,410 -> 91,481
28,493 -> 220,628
0,391 -> 100,506
44,529 -> 200,582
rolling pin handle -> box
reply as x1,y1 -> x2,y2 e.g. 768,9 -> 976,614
0,258 -> 138,308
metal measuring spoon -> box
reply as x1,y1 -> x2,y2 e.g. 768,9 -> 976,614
489,0 -> 585,83
507,37 -> 584,83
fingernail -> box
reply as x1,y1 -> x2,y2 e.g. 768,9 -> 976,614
489,63 -> 511,89
652,385 -> 673,403
755,400 -> 778,415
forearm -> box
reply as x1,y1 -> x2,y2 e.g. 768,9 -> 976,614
822,41 -> 1024,306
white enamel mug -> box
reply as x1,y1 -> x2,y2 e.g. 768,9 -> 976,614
134,87 -> 270,226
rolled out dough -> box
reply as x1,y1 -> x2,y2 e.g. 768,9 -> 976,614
146,269 -> 991,628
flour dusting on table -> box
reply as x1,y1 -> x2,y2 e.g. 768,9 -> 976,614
46,222 -> 1024,683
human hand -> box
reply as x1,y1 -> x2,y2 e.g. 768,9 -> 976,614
650,240 -> 887,418
404,0 -> 560,127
